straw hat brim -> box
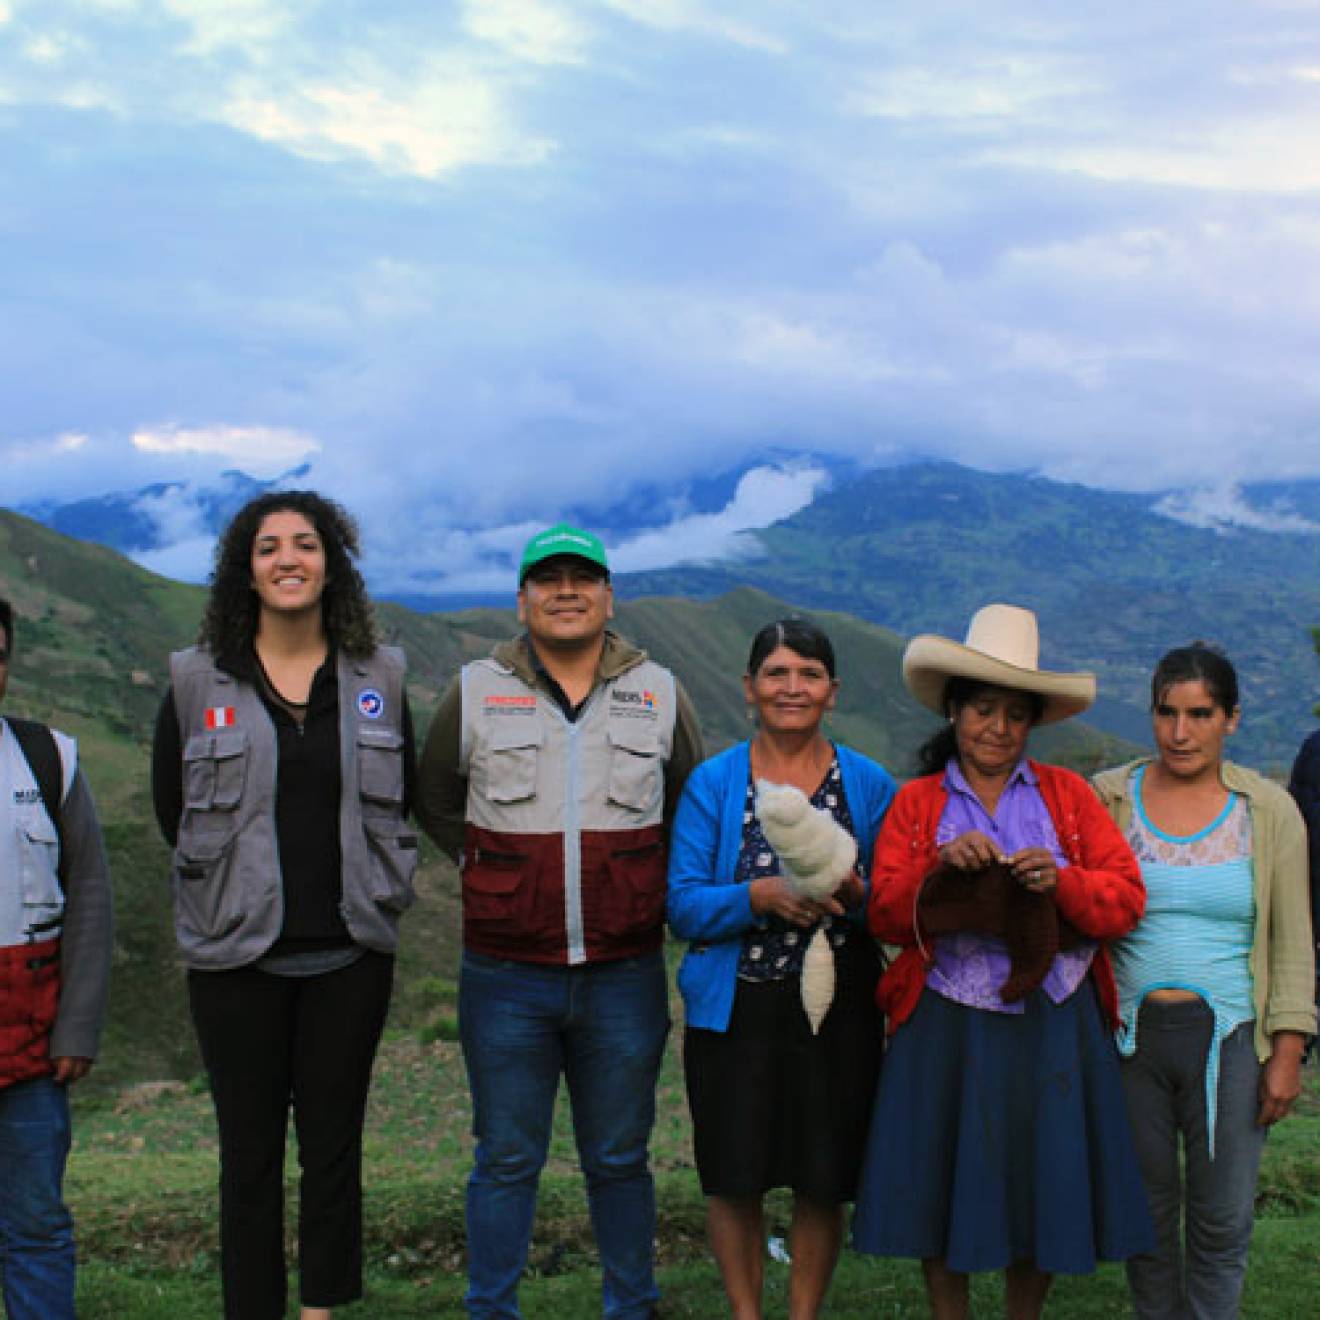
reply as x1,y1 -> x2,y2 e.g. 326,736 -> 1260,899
902,634 -> 1096,726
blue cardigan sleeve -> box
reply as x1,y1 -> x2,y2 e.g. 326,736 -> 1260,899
667,746 -> 758,942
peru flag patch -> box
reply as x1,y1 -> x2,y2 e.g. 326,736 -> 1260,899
205,706 -> 237,730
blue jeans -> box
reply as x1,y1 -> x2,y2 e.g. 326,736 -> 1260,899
0,1078 -> 75,1320
459,950 -> 670,1319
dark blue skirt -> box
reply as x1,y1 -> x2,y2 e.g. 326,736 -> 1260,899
851,982 -> 1154,1275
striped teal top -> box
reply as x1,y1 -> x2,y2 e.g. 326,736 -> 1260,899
1111,765 -> 1255,1158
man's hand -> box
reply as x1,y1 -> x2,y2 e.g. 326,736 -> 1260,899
52,1057 -> 93,1086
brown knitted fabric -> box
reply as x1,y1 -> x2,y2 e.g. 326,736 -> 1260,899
916,861 -> 1081,1002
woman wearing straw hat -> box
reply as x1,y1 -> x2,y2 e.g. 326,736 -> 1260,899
852,604 -> 1154,1320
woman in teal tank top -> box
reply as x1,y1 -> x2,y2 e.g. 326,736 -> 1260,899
1093,644 -> 1315,1320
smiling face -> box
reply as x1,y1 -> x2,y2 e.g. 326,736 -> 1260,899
1152,678 -> 1239,783
517,556 -> 614,652
249,510 -> 327,620
744,643 -> 838,736
951,684 -> 1036,782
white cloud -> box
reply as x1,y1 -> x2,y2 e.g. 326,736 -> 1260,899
357,464 -> 829,597
160,0 -> 291,57
130,484 -> 210,543
220,64 -> 553,178
1155,486 -> 1320,534
610,464 -> 827,573
600,0 -> 787,54
460,0 -> 588,65
131,536 -> 217,584
131,424 -> 320,469
849,57 -> 1083,124
988,127 -> 1320,193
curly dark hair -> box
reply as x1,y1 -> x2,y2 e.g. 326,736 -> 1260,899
199,490 -> 377,667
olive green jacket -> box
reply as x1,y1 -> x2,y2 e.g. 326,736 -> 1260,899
1092,758 -> 1316,1060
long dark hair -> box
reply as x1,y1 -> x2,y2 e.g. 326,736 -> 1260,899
1150,642 -> 1239,714
914,677 -> 1045,777
199,490 -> 377,668
747,617 -> 837,678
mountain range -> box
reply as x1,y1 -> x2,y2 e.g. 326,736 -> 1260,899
17,459 -> 1320,767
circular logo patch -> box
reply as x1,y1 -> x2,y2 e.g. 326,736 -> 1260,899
357,688 -> 385,719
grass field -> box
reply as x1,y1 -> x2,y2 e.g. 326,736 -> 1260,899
62,973 -> 1320,1318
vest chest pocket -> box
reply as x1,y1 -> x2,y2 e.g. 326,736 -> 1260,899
481,722 -> 543,805
607,725 -> 662,813
183,729 -> 248,813
18,810 -> 64,935
358,726 -> 405,808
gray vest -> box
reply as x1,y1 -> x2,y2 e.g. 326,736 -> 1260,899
169,646 -> 416,970
459,654 -> 675,964
0,721 -> 74,947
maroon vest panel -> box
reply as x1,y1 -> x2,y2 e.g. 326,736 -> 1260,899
462,823 -> 666,965
0,937 -> 60,1089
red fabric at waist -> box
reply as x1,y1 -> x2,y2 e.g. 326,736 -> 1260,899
0,937 -> 61,1089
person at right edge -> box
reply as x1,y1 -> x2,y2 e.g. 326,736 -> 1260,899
1095,643 -> 1315,1319
1287,718 -> 1320,1033
416,523 -> 702,1320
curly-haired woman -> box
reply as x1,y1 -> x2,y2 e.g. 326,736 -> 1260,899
152,491 -> 419,1320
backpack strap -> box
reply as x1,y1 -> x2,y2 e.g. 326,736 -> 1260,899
7,717 -> 66,877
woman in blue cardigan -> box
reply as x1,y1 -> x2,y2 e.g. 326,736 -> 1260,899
668,618 -> 896,1319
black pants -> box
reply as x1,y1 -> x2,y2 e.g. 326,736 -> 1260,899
188,952 -> 394,1319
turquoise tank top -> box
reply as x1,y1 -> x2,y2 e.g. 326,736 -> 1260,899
1111,765 -> 1255,1158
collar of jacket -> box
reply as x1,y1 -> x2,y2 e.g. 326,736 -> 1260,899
1094,755 -> 1271,803
490,629 -> 647,688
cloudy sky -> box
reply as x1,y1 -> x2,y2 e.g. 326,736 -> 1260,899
3,0 -> 1320,592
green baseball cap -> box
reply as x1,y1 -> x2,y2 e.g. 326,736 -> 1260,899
518,523 -> 610,584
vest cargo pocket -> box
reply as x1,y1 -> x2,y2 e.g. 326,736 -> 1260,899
364,822 -> 418,912
18,811 -> 64,939
358,727 -> 405,807
605,838 -> 667,932
183,729 -> 249,811
463,848 -> 532,935
173,832 -> 245,941
606,726 -> 662,812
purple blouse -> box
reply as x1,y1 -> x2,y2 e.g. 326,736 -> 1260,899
927,758 -> 1096,1014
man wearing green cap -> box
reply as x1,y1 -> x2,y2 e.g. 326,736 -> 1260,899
418,523 -> 702,1319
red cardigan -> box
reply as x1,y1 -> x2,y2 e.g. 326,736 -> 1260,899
868,761 -> 1145,1033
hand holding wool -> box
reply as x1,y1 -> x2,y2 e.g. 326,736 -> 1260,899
754,779 -> 859,1035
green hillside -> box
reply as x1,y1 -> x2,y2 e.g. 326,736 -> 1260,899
0,508 -> 1133,1086
622,461 -> 1320,770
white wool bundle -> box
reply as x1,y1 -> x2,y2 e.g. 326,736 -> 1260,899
754,779 -> 859,1035
754,780 -> 857,899
799,929 -> 835,1036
